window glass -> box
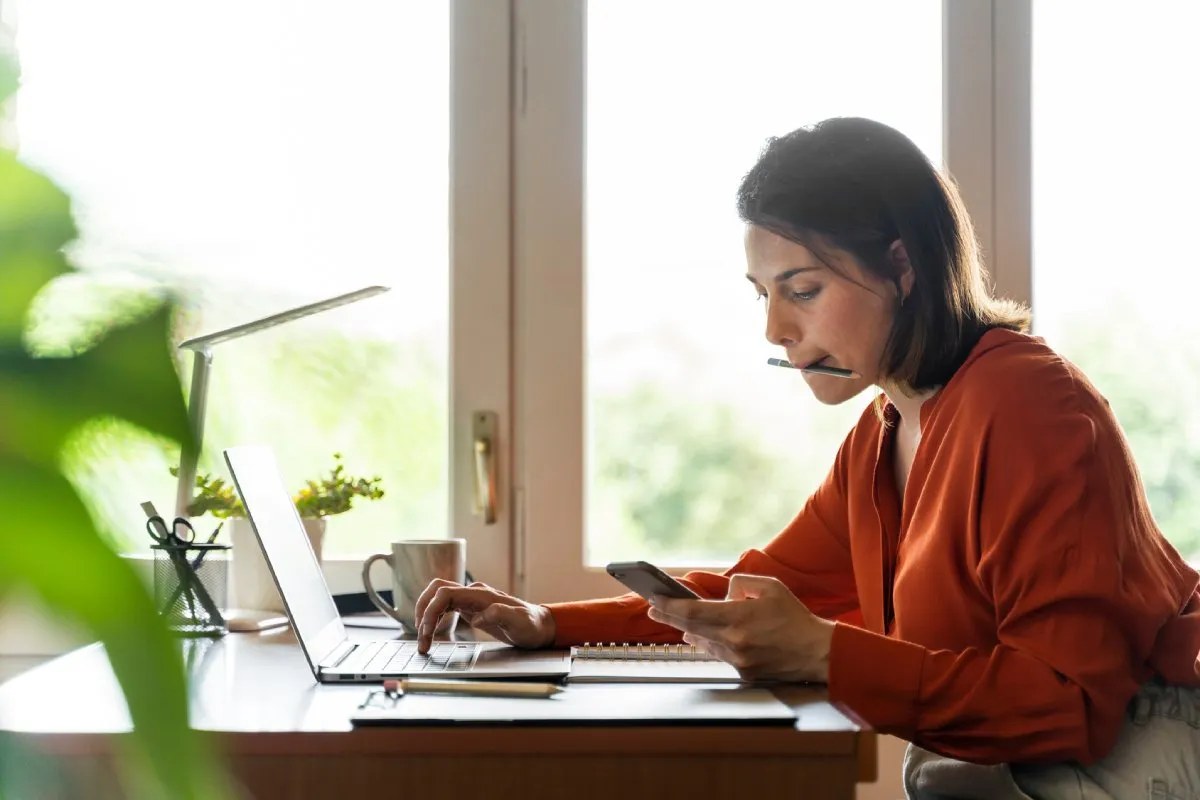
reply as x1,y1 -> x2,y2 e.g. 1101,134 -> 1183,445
1033,1 -> 1200,560
13,1 -> 449,556
586,1 -> 942,565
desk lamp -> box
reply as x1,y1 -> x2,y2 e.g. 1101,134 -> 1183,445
174,285 -> 390,517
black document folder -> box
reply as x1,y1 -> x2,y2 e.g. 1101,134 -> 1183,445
351,683 -> 797,727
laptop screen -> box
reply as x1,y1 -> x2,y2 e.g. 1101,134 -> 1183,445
224,445 -> 347,668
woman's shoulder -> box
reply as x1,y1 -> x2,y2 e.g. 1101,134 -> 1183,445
939,328 -> 1101,426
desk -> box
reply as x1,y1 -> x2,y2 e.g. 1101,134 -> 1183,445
0,629 -> 875,799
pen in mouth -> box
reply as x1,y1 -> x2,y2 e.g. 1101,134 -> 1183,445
767,357 -> 859,379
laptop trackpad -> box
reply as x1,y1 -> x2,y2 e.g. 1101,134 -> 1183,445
464,642 -> 569,676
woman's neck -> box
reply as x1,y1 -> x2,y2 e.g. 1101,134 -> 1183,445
882,382 -> 940,431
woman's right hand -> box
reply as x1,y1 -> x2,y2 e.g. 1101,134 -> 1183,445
413,579 -> 557,654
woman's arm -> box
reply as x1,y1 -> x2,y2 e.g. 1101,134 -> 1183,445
547,429 -> 862,647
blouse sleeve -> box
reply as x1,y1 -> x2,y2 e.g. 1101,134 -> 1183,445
548,429 -> 862,647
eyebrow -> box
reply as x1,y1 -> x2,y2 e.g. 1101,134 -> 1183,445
744,266 -> 823,285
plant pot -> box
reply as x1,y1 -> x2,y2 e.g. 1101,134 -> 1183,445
227,515 -> 327,613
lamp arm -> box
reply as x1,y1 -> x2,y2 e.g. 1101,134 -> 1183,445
170,285 -> 389,517
175,348 -> 214,518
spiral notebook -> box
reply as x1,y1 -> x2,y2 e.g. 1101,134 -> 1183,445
567,643 -> 744,683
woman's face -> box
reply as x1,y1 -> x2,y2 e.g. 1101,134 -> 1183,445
744,225 -> 903,405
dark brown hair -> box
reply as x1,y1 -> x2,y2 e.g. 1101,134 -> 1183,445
737,117 -> 1030,393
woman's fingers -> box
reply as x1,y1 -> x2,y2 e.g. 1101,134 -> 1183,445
646,599 -> 741,640
413,578 -> 463,628
725,573 -> 784,600
413,581 -> 553,651
416,584 -> 509,652
680,631 -> 721,659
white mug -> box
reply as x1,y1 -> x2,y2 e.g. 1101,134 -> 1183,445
362,538 -> 466,633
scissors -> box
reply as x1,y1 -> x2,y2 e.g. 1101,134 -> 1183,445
145,515 -> 197,547
160,523 -> 224,613
142,510 -> 224,626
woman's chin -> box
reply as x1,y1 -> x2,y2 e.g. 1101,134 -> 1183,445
805,377 -> 867,406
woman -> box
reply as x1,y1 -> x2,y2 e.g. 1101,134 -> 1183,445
415,118 -> 1200,798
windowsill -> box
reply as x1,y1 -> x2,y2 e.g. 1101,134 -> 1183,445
0,555 -> 375,659
119,553 -> 372,595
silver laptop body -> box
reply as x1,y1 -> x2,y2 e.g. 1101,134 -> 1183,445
223,445 -> 570,682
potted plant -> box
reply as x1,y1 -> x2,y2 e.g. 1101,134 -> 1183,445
173,455 -> 383,611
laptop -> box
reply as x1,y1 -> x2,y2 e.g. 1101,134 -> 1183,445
223,445 -> 571,682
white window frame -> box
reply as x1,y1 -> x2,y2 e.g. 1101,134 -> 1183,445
944,0 -> 1032,308
512,0 -> 1033,602
448,0 -> 515,592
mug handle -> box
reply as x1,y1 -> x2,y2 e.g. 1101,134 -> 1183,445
361,553 -> 405,623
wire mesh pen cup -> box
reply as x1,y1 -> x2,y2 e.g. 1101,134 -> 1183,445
152,542 -> 230,636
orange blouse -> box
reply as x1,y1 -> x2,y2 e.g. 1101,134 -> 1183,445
547,328 -> 1200,764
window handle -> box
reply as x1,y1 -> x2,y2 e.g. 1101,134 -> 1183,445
472,411 -> 498,525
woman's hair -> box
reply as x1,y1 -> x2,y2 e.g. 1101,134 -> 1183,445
736,117 -> 1030,393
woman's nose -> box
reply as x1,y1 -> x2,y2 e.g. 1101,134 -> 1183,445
765,300 -> 799,347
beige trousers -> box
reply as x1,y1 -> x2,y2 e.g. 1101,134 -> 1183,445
904,679 -> 1200,800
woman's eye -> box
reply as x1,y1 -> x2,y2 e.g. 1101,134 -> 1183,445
791,288 -> 821,302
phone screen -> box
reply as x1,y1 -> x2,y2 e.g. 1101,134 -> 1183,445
605,561 -> 700,601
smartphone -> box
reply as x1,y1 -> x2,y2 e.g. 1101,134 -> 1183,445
605,561 -> 700,601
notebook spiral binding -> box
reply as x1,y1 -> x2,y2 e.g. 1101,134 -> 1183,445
571,642 -> 719,661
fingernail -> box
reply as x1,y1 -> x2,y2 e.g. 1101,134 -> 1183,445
647,595 -> 661,607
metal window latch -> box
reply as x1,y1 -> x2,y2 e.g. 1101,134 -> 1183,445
472,411 -> 498,525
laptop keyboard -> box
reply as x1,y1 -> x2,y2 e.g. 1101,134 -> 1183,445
356,641 -> 480,674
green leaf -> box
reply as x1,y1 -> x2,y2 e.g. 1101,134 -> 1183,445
0,37 -> 229,800
0,304 -> 188,469
0,153 -> 76,343
0,465 -> 229,799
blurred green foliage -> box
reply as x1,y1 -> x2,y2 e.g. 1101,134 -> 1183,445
589,383 -> 822,563
0,41 -> 230,800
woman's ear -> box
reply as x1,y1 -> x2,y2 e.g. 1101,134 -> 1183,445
889,239 -> 915,303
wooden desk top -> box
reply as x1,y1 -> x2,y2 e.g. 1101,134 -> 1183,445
0,627 -> 874,777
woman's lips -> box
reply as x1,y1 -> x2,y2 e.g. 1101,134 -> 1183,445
767,357 -> 858,379
799,357 -> 859,379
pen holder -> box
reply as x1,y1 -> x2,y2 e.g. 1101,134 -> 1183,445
152,542 -> 230,637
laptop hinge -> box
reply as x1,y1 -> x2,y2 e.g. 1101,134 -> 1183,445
322,641 -> 357,670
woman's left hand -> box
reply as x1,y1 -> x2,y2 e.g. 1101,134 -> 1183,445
646,574 -> 835,683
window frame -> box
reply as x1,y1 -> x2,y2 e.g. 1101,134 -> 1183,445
448,0 -> 515,591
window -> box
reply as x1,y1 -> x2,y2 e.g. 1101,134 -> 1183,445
13,1 -> 453,557
513,1 -> 944,600
1032,0 -> 1200,560
584,2 -> 943,566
